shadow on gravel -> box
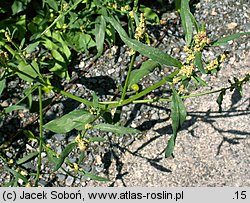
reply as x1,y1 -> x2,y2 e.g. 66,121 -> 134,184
79,76 -> 116,96
109,94 -> 250,183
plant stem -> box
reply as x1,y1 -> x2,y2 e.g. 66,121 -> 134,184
121,53 -> 136,101
181,87 -> 228,99
100,85 -> 231,106
8,63 -> 97,108
35,86 -> 43,186
40,0 -> 83,36
110,78 -> 168,108
108,70 -> 179,108
59,89 -> 97,108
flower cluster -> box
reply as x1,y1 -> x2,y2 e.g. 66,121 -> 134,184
135,13 -> 146,41
179,64 -> 195,77
193,31 -> 210,52
75,135 -> 89,152
183,31 -> 210,64
121,5 -> 130,12
205,53 -> 227,71
183,46 -> 195,64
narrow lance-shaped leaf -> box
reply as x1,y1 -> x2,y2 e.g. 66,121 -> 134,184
105,16 -> 182,68
44,109 -> 95,134
175,0 -> 181,11
4,105 -> 26,114
92,92 -> 99,108
128,60 -> 159,88
193,75 -> 207,86
211,32 -> 250,46
88,137 -> 106,142
45,146 -> 59,165
180,0 -> 193,45
16,151 -> 39,165
194,51 -> 205,74
94,123 -> 140,136
0,79 -> 6,96
78,169 -> 109,181
5,166 -> 29,184
53,141 -> 77,172
165,88 -> 187,157
17,60 -> 40,82
95,15 -> 106,59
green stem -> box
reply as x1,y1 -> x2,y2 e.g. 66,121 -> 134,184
59,89 -> 93,107
108,70 -> 179,109
40,0 -> 83,36
181,87 -> 229,99
7,64 -> 96,108
35,86 -> 43,186
0,41 -> 22,61
111,78 -> 167,108
121,53 -> 136,101
101,85 -> 231,106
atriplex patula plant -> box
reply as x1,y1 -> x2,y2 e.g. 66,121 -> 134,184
0,0 -> 249,186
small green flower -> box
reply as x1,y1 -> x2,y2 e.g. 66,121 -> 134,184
130,83 -> 140,92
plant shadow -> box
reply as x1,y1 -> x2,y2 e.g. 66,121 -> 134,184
103,91 -> 250,186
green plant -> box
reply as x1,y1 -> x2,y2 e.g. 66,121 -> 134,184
0,0 -> 249,186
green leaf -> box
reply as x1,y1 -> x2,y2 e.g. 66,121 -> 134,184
139,5 -> 159,24
128,60 -> 159,88
88,137 -> 106,142
189,11 -> 200,32
175,0 -> 181,11
94,123 -> 140,136
78,152 -> 86,164
193,76 -> 207,86
16,151 -> 39,165
44,109 -> 95,134
51,32 -> 71,60
180,0 -> 193,45
92,92 -> 99,109
171,89 -> 186,135
194,51 -> 205,74
53,141 -> 77,172
25,41 -> 40,53
45,147 -> 59,165
17,60 -> 40,82
5,166 -> 28,184
63,31 -> 95,53
45,0 -> 58,11
22,87 -> 34,109
165,88 -> 187,157
165,135 -> 175,158
11,0 -> 31,15
49,49 -> 69,79
216,89 -> 226,112
79,170 -> 109,181
105,16 -> 182,68
0,79 -> 6,97
4,105 -> 26,113
211,32 -> 250,46
95,15 -> 106,58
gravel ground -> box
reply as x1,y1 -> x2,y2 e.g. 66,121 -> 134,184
0,0 -> 250,186
87,0 -> 250,187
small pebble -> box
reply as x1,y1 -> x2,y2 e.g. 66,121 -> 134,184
227,22 -> 238,29
65,176 -> 74,186
0,101 -> 9,107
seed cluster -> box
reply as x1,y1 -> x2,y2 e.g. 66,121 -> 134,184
75,135 -> 89,152
135,13 -> 146,41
